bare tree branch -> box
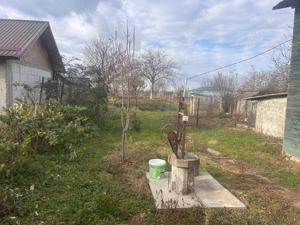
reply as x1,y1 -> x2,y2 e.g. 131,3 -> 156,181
139,49 -> 177,99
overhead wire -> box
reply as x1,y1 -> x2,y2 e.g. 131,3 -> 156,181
187,38 -> 292,80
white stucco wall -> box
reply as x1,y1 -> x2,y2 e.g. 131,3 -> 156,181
0,61 -> 7,113
255,97 -> 287,138
7,60 -> 52,105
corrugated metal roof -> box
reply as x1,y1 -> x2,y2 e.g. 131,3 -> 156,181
0,19 -> 64,72
0,19 -> 48,58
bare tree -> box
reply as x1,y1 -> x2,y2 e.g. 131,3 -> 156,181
241,38 -> 291,93
118,22 -> 136,162
83,35 -> 125,125
84,24 -> 141,162
139,49 -> 176,99
241,66 -> 288,93
171,78 -> 185,97
209,72 -> 238,113
273,29 -> 292,83
154,80 -> 167,94
84,36 -> 124,89
62,56 -> 85,79
272,43 -> 291,91
128,60 -> 145,107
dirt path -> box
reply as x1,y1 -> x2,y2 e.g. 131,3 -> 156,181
205,147 -> 300,211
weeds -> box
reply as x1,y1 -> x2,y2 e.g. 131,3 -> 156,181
0,109 -> 299,224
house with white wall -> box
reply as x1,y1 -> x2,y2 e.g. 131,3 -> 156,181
0,19 -> 64,112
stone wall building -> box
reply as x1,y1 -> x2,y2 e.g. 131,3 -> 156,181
246,93 -> 288,138
0,19 -> 64,113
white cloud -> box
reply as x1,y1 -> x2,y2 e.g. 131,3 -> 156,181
0,0 -> 294,88
48,13 -> 98,57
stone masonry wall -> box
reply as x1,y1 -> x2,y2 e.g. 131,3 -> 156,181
255,97 -> 287,138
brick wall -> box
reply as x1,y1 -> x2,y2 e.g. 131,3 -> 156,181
255,97 -> 287,138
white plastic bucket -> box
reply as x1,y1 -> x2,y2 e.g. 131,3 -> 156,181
149,159 -> 166,179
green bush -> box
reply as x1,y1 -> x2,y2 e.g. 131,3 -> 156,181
113,97 -> 177,112
215,112 -> 230,119
0,100 -> 92,160
131,112 -> 141,131
137,98 -> 177,111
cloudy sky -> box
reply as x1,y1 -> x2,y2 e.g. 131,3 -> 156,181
0,0 -> 294,88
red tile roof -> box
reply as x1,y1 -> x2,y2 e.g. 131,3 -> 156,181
0,19 -> 64,72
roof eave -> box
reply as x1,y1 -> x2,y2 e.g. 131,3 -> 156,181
273,0 -> 298,10
10,20 -> 65,73
245,92 -> 288,101
45,25 -> 65,73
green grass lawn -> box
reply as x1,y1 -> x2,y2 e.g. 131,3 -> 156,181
1,109 -> 299,225
189,125 -> 300,191
0,109 -> 175,225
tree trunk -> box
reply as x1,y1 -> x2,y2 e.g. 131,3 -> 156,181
122,130 -> 126,162
135,95 -> 138,108
95,98 -> 100,127
196,98 -> 200,126
150,82 -> 154,99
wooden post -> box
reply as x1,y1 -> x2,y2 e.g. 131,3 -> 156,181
181,97 -> 188,157
135,95 -> 138,108
39,77 -> 45,104
196,98 -> 200,125
60,81 -> 64,103
176,96 -> 182,154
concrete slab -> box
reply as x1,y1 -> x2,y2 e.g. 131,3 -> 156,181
146,172 -> 245,209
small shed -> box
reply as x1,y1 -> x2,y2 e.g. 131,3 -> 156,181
189,93 -> 213,117
188,87 -> 221,117
246,92 -> 287,138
